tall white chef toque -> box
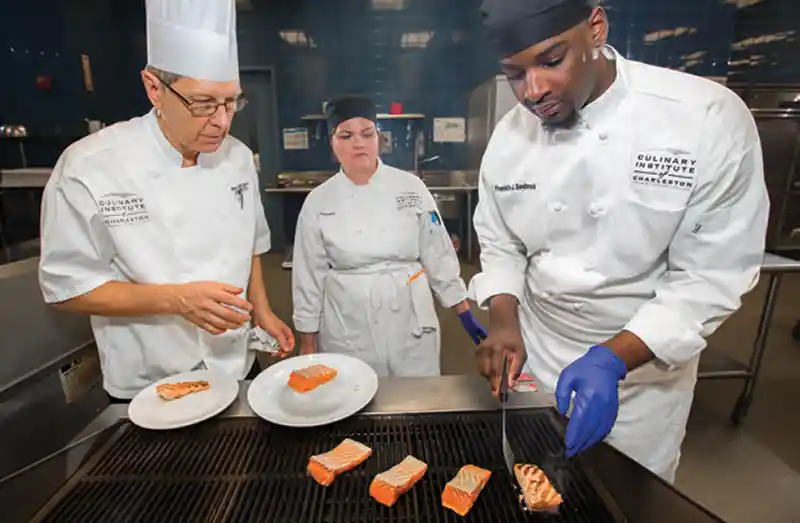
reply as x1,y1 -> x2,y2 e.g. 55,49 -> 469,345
146,0 -> 239,82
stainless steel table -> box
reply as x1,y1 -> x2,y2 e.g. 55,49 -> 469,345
0,376 -> 727,523
697,252 -> 800,424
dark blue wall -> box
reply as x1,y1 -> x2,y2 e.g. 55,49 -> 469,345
728,0 -> 800,84
2,0 -> 797,171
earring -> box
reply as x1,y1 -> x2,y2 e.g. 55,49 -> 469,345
156,109 -> 162,117
591,47 -> 600,60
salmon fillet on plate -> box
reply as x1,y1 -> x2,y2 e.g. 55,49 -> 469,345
370,455 -> 428,507
288,364 -> 338,393
155,380 -> 210,401
307,439 -> 372,486
441,464 -> 492,516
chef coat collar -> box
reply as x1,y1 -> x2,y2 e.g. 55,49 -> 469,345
577,45 -> 629,130
145,109 -> 220,168
338,157 -> 385,188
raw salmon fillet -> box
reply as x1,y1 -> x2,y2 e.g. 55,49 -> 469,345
370,455 -> 427,507
441,465 -> 492,516
307,439 -> 372,486
155,380 -> 210,400
514,464 -> 563,512
288,364 -> 338,393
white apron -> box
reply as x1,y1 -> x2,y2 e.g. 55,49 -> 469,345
39,110 -> 272,398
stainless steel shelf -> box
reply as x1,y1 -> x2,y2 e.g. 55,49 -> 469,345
698,349 -> 751,380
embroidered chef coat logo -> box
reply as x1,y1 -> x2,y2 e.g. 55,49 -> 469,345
632,150 -> 696,191
98,193 -> 150,227
429,210 -> 442,225
396,191 -> 423,211
231,182 -> 249,209
493,182 -> 537,192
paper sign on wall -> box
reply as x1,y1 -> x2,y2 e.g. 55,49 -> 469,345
283,128 -> 309,150
433,117 -> 466,143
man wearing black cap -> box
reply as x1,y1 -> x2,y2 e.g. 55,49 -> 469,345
469,0 -> 769,481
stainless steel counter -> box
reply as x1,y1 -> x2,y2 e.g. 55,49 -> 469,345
0,257 -> 94,399
0,168 -> 53,188
1,376 -> 727,523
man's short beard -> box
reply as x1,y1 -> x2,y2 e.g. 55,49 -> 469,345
523,99 -> 581,131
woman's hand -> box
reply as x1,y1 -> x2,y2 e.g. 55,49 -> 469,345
298,332 -> 318,355
457,307 -> 488,345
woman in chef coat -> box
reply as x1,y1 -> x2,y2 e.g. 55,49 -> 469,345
291,96 -> 486,377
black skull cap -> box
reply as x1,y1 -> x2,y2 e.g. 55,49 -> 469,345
324,95 -> 377,133
481,0 -> 594,58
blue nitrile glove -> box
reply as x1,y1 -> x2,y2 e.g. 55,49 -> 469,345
458,310 -> 488,345
555,345 -> 628,457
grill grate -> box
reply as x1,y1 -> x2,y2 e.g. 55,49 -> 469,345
31,409 -> 625,523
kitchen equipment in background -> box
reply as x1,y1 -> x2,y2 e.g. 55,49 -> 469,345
85,120 -> 104,134
466,74 -> 517,171
379,130 -> 393,153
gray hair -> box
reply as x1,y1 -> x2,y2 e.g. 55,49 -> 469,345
145,65 -> 182,86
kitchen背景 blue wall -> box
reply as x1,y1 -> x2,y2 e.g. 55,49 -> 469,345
2,0 -> 796,172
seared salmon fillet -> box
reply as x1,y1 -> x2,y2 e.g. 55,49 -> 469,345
288,364 -> 338,393
370,455 -> 427,507
441,465 -> 492,516
514,464 -> 563,512
308,439 -> 372,486
155,380 -> 210,400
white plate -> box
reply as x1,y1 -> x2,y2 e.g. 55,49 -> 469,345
248,353 -> 378,428
128,370 -> 239,430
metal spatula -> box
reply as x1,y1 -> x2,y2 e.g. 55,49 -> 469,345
499,358 -> 516,477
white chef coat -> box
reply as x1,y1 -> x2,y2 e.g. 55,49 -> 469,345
469,48 -> 769,481
38,109 -> 272,399
292,160 -> 467,377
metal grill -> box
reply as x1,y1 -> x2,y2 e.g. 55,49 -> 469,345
30,409 -> 626,523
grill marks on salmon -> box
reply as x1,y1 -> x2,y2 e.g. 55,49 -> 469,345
370,455 -> 428,507
307,439 -> 372,486
441,465 -> 492,516
288,364 -> 338,393
155,380 -> 210,400
514,464 -> 563,512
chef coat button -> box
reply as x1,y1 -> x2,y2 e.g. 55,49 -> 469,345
598,131 -> 608,140
551,202 -> 564,212
590,203 -> 605,216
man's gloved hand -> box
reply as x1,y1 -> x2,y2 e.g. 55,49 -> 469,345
458,309 -> 488,345
555,345 -> 628,457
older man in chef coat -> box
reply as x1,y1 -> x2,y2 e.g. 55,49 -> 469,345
38,0 -> 294,402
471,0 -> 769,482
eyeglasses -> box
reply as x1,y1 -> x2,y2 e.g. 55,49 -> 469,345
162,81 -> 248,117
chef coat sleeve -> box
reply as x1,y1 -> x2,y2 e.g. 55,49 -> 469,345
291,198 -> 329,333
38,169 -> 117,304
250,159 -> 272,255
417,189 -> 468,308
623,95 -> 769,368
468,169 -> 528,308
